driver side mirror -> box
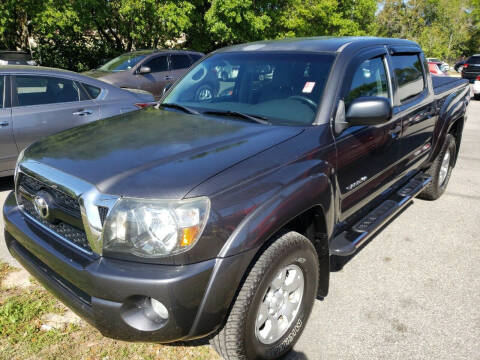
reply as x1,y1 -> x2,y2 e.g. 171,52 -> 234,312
138,66 -> 151,75
346,97 -> 392,126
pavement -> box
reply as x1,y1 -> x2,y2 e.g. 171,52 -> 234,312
1,98 -> 479,360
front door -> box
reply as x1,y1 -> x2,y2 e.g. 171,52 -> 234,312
335,49 -> 402,221
11,74 -> 100,151
137,54 -> 170,99
0,75 -> 17,174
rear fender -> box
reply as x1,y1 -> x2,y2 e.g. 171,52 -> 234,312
430,86 -> 469,163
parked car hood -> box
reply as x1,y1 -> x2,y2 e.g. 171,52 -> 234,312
83,69 -> 121,84
25,108 -> 303,199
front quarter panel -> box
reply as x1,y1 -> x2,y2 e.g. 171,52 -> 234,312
187,125 -> 336,259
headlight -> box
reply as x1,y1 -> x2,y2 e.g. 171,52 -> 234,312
14,148 -> 26,182
102,197 -> 210,258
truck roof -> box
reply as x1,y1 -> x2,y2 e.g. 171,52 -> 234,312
216,36 -> 420,54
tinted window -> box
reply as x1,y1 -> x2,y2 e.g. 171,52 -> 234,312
83,83 -> 101,99
171,55 -> 192,70
15,76 -> 81,106
0,76 -> 4,108
144,56 -> 168,72
391,54 -> 425,103
346,57 -> 389,105
164,52 -> 335,126
189,54 -> 202,63
468,56 -> 480,64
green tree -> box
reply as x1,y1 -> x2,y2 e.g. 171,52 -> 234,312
377,0 -> 476,61
205,0 -> 377,48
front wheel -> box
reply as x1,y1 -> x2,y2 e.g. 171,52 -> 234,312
210,231 -> 319,360
419,134 -> 456,200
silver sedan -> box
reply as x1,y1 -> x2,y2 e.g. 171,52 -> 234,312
0,66 -> 155,176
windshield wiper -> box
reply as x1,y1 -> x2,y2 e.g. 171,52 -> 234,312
203,110 -> 270,125
161,103 -> 199,115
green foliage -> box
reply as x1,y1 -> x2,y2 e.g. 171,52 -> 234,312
205,0 -> 378,46
1,0 -> 477,70
377,0 -> 479,61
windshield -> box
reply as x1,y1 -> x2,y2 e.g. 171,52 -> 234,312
163,52 -> 335,126
99,53 -> 148,72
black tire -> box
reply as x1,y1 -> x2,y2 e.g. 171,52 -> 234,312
419,134 -> 456,200
210,231 -> 319,360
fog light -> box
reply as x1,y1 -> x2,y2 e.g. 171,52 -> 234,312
150,298 -> 169,320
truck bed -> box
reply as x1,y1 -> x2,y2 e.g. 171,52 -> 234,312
432,75 -> 468,96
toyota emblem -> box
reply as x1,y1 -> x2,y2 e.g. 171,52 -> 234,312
33,195 -> 49,220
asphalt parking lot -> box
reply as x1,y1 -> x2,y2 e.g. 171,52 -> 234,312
0,99 -> 479,360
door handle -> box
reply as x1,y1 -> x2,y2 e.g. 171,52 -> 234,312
73,110 -> 93,116
0,121 -> 9,127
164,76 -> 173,80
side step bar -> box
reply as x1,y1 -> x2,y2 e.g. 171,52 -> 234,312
330,173 -> 431,256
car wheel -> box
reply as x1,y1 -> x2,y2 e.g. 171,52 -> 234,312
419,134 -> 456,200
195,84 -> 214,102
210,231 -> 319,360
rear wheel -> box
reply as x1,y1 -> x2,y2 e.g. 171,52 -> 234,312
210,231 -> 319,360
419,134 -> 456,200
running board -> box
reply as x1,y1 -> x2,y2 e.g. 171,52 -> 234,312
330,173 -> 431,256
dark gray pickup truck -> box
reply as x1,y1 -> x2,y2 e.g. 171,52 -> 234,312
3,37 -> 470,359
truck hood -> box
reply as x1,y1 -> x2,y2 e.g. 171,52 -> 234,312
25,108 -> 303,199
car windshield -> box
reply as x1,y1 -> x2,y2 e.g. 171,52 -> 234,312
163,52 -> 335,126
99,53 -> 148,72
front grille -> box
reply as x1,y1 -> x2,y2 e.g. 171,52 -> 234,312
17,173 -> 91,253
19,174 -> 81,215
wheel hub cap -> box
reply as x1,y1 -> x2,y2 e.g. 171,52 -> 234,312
439,149 -> 450,185
255,264 -> 305,344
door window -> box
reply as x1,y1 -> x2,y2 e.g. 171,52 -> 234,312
171,55 -> 192,70
15,76 -> 82,106
144,56 -> 168,73
391,54 -> 425,103
0,76 -> 4,108
83,83 -> 101,99
345,57 -> 390,106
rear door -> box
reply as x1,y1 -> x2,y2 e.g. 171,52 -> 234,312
0,75 -> 17,174
389,49 -> 436,177
11,74 -> 100,151
137,54 -> 170,99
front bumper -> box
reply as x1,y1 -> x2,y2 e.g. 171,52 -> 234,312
3,191 -> 255,342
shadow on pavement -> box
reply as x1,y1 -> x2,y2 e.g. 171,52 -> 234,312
0,176 -> 14,192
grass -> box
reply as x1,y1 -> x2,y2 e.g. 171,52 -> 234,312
0,262 -> 219,360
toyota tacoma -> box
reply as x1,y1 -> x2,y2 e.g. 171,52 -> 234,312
3,37 -> 470,359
